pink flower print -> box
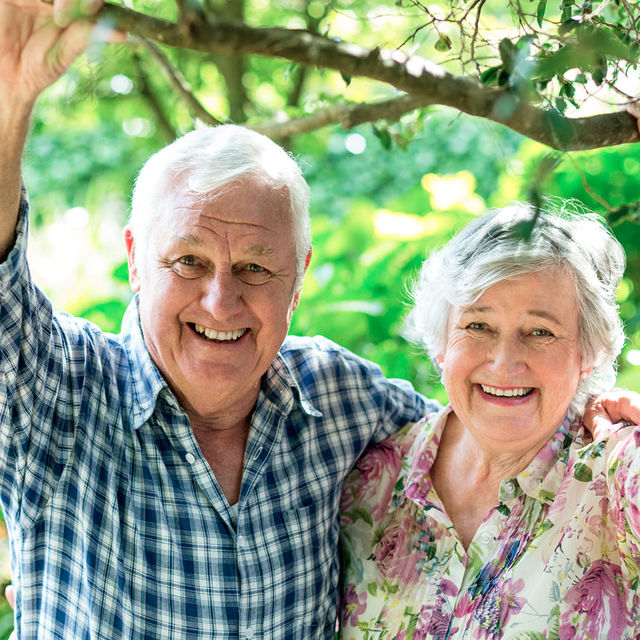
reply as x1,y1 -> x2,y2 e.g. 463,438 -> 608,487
558,560 -> 628,639
340,583 -> 367,628
373,517 -> 423,587
453,590 -> 475,618
344,441 -> 401,520
472,578 -> 526,640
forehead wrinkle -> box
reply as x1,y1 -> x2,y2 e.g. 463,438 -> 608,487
196,210 -> 276,232
170,232 -> 277,261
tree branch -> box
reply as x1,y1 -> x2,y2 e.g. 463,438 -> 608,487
136,38 -> 223,126
97,3 -> 640,151
252,94 -> 430,138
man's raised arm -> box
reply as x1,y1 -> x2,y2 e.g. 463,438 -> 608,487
0,0 -> 120,259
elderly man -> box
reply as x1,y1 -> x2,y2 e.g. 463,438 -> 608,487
0,1 -> 637,639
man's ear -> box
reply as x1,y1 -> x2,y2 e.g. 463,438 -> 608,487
124,226 -> 141,293
291,248 -> 313,311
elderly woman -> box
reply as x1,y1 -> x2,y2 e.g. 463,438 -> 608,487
339,204 -> 640,639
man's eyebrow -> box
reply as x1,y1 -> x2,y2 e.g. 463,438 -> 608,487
175,234 -> 204,247
247,244 -> 275,257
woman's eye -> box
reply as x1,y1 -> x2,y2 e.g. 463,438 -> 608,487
179,255 -> 196,265
467,322 -> 487,331
531,328 -> 553,337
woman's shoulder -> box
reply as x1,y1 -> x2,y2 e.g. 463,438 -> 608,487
341,407 -> 448,523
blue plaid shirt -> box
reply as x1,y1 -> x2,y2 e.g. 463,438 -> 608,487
0,199 -> 437,639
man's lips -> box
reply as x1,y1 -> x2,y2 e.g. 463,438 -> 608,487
189,323 -> 248,342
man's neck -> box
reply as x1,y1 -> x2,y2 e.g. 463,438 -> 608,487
190,414 -> 252,506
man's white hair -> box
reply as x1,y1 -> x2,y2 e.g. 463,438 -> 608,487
129,125 -> 311,290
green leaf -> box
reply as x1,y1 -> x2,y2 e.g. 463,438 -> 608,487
591,57 -> 607,85
573,462 -> 593,482
558,18 -> 579,36
344,507 -> 374,526
341,71 -> 352,86
560,0 -> 575,22
372,125 -> 393,150
367,582 -> 378,597
554,97 -> 567,114
499,38 -> 517,71
480,65 -> 502,85
536,0 -> 547,27
434,33 -> 452,52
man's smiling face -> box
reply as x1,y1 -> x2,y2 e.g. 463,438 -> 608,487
126,176 -> 302,421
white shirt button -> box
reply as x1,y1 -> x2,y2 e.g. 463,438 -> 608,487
479,531 -> 493,545
185,452 -> 196,465
504,480 -> 516,495
244,627 -> 255,640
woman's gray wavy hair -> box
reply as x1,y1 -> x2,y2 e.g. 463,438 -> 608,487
404,202 -> 626,419
129,124 -> 311,291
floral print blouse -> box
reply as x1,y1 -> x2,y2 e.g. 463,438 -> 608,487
339,406 -> 640,639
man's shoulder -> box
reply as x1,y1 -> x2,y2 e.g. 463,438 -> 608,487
52,310 -> 128,374
280,334 -> 383,376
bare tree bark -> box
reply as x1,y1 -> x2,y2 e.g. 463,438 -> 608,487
96,4 -> 640,151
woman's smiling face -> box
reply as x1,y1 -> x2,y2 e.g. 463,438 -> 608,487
439,269 -> 587,454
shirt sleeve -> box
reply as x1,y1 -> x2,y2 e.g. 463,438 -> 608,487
606,425 -> 640,582
0,194 -> 67,525
370,374 -> 440,444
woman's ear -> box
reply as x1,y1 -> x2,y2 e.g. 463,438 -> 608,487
579,367 -> 592,381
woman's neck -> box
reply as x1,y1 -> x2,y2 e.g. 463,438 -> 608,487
430,411 -> 544,549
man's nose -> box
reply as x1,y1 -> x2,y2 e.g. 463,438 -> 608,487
200,271 -> 243,319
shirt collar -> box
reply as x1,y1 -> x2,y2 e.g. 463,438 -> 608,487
401,405 -> 451,507
258,345 -> 323,419
402,406 -> 580,507
515,414 -> 580,504
120,296 -> 168,430
120,301 -> 322,430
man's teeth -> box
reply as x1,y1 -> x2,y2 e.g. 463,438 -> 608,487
481,384 -> 533,398
193,324 -> 247,341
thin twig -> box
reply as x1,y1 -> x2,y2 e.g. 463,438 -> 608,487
136,37 -> 223,126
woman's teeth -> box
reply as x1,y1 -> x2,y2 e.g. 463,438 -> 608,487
480,384 -> 533,397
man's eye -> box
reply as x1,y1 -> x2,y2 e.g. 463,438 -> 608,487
237,263 -> 271,284
531,328 -> 553,337
466,322 -> 487,331
172,255 -> 206,279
